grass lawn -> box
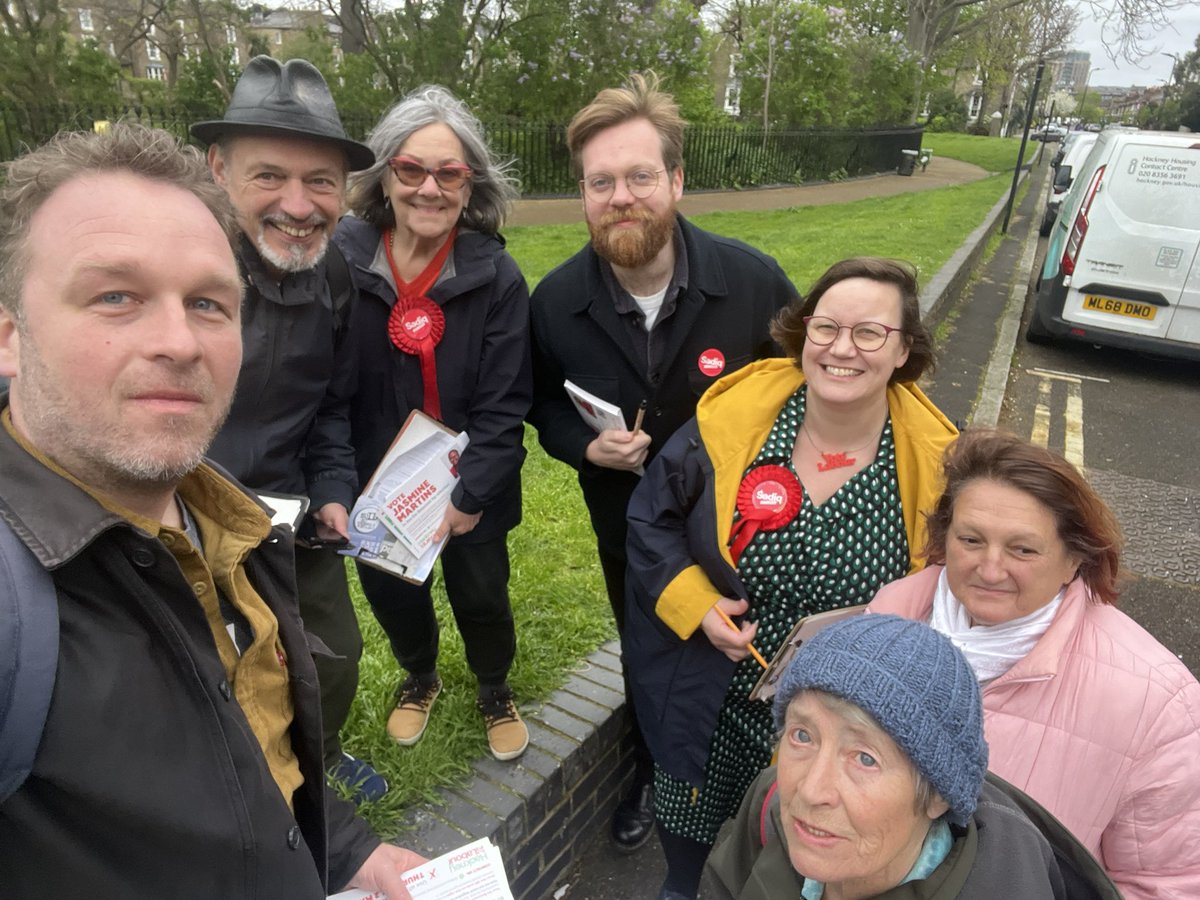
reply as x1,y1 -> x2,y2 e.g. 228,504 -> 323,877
341,174 -> 1012,837
921,133 -> 1038,173
508,173 -> 1012,294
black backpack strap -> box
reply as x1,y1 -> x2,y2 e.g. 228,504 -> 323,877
0,517 -> 59,804
323,241 -> 354,342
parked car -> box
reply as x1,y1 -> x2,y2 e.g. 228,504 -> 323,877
1032,124 -> 1068,142
1041,132 -> 1098,236
1052,130 -> 1086,169
1028,129 -> 1200,360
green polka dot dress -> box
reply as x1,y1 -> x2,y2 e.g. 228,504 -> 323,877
654,386 -> 911,844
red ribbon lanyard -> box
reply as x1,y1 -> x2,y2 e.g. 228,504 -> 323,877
383,229 -> 456,421
727,464 -> 803,565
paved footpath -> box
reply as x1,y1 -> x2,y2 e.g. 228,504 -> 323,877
510,157 -> 989,227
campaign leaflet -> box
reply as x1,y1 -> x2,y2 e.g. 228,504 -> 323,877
342,410 -> 468,585
378,433 -> 459,558
327,837 -> 513,900
563,378 -> 627,433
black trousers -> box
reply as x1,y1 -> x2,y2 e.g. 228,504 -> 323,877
356,535 -> 516,688
585,469 -> 655,788
294,545 -> 362,768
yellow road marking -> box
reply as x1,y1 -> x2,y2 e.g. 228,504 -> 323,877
1026,372 -> 1085,467
1064,382 -> 1084,468
1031,378 -> 1052,448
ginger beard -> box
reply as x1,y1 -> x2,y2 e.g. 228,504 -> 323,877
587,205 -> 675,269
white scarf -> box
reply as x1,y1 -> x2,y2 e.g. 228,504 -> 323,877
929,568 -> 1063,684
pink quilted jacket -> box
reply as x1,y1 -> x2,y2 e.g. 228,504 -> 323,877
870,566 -> 1200,900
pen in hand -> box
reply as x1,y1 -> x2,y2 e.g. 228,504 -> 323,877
713,606 -> 769,670
631,399 -> 647,435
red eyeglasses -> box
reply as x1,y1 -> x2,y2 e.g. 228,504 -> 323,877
387,155 -> 473,190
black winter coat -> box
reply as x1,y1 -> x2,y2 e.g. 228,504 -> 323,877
208,237 -> 358,513
333,218 -> 532,543
528,216 -> 797,556
0,418 -> 379,898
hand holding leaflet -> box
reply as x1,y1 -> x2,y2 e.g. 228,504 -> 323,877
563,379 -> 627,433
328,837 -> 513,900
342,411 -> 468,584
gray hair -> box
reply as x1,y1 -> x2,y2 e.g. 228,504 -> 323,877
347,85 -> 518,234
779,689 -> 941,818
0,122 -> 238,315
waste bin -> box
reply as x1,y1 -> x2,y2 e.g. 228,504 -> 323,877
898,148 -> 919,176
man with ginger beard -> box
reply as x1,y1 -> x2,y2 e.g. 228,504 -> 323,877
528,73 -> 798,857
191,57 -> 386,801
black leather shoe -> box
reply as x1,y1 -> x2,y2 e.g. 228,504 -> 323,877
610,782 -> 655,852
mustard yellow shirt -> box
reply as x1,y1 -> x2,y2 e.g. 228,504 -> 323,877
3,411 -> 305,809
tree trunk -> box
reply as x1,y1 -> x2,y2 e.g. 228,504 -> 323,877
340,0 -> 366,54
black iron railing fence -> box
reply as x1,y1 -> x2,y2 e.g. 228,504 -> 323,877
0,103 -> 922,196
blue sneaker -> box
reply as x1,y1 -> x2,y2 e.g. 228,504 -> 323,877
329,752 -> 389,805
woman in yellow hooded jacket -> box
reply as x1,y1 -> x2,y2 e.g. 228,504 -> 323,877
624,258 -> 957,900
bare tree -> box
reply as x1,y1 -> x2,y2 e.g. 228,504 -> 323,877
0,0 -> 69,105
86,0 -> 242,93
1080,0 -> 1193,65
965,0 -> 1075,130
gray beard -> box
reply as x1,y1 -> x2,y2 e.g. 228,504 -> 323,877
253,224 -> 329,274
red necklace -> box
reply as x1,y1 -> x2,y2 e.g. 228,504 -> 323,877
800,423 -> 880,472
383,229 -> 456,421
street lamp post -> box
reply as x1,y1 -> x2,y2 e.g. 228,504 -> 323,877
1075,66 -> 1102,125
1161,52 -> 1182,130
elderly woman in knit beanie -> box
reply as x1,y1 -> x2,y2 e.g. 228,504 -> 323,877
703,615 -> 1119,900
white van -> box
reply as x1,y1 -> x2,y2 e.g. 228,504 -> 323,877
1028,129 -> 1200,361
1040,132 -> 1098,235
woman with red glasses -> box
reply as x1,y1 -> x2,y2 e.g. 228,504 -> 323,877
334,85 -> 532,762
624,257 -> 957,899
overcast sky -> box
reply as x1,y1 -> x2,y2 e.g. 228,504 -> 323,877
1069,1 -> 1200,88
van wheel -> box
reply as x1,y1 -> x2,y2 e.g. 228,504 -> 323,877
1039,207 -> 1054,237
1025,310 -> 1052,345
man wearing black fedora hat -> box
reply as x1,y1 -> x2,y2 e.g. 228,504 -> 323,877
192,57 -> 384,802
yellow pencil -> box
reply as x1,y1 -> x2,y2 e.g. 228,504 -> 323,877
631,400 -> 647,434
714,606 -> 768,670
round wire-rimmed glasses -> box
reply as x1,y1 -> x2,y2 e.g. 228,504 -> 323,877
579,168 -> 665,201
388,155 -> 474,190
802,315 -> 903,352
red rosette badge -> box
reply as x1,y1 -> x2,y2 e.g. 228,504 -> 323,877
387,295 -> 446,420
727,464 -> 803,564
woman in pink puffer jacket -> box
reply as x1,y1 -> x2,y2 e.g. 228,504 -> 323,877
869,429 -> 1200,900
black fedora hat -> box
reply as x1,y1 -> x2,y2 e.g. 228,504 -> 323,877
191,56 -> 374,171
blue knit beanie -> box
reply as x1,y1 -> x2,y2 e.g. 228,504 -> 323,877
772,613 -> 988,826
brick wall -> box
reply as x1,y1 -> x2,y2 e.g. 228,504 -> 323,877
396,639 -> 633,900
